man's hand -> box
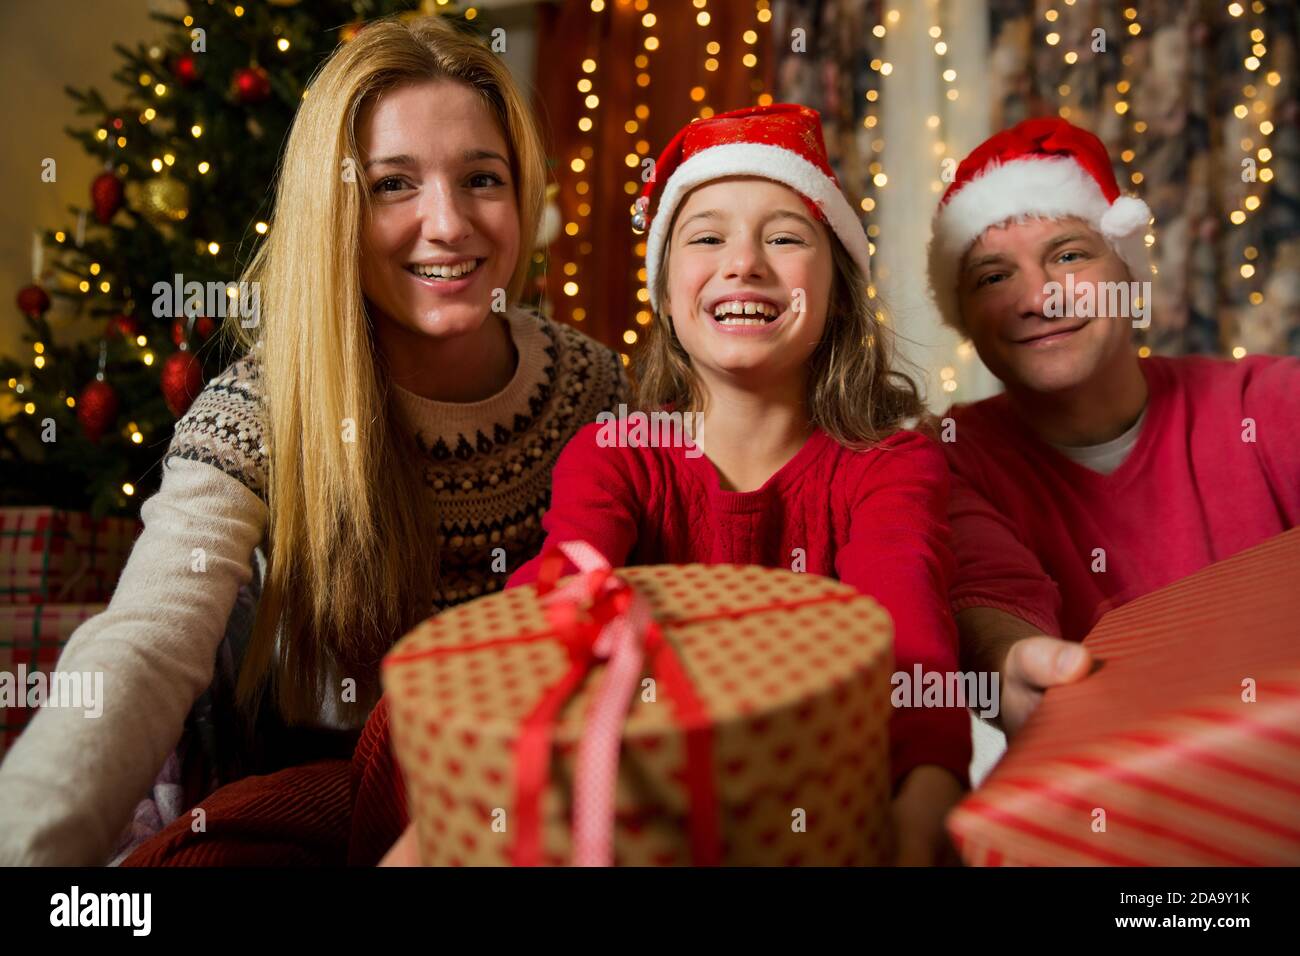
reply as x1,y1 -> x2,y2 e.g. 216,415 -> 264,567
956,607 -> 1092,737
999,635 -> 1092,735
891,765 -> 965,866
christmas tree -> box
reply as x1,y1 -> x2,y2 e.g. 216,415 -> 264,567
1,0 -> 528,518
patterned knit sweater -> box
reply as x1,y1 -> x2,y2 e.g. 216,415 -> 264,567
165,306 -> 627,608
0,306 -> 627,866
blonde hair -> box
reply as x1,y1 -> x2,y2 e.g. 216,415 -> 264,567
226,16 -> 548,724
636,226 -> 925,448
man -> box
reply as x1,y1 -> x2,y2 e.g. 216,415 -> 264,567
927,117 -> 1300,736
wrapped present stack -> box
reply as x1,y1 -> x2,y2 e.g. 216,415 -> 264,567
382,542 -> 896,866
948,528 -> 1300,866
1,507 -> 140,757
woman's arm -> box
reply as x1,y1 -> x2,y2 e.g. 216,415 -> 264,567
0,458 -> 266,865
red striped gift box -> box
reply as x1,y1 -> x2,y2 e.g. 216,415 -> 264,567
0,507 -> 140,605
0,603 -> 105,757
948,528 -> 1300,866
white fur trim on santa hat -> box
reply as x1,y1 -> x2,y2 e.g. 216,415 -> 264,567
926,156 -> 1153,331
645,142 -> 872,312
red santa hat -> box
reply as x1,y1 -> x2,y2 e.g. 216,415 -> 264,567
634,104 -> 872,313
927,117 -> 1153,331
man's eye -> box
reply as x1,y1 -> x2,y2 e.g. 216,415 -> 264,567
1057,250 -> 1086,263
976,272 -> 1006,288
372,176 -> 408,194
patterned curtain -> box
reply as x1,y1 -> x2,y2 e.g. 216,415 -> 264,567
774,0 -> 1300,361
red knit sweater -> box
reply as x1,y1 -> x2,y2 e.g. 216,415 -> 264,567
944,355 -> 1300,642
348,424 -> 971,864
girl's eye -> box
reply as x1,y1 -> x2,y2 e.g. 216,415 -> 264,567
769,235 -> 806,245
468,172 -> 506,188
372,176 -> 408,194
687,236 -> 723,245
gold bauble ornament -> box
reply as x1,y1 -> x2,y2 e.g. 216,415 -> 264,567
138,176 -> 190,224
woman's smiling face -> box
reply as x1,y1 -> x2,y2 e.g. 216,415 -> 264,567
357,78 -> 520,341
664,176 -> 834,387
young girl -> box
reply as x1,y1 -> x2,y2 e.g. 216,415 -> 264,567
359,104 -> 971,866
0,16 -> 626,866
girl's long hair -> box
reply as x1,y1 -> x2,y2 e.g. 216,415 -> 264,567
226,16 -> 547,724
635,225 -> 926,447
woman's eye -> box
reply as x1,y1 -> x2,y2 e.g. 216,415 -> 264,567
468,172 -> 506,188
372,176 -> 408,194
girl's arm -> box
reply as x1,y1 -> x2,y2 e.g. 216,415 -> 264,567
835,430 -> 972,789
508,421 -> 647,586
0,458 -> 266,865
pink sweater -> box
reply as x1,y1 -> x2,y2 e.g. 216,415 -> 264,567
943,355 -> 1300,642
509,423 -> 972,786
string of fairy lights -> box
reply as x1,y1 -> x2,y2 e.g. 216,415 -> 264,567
1048,0 -> 1280,361
12,1 -> 1286,436
553,0 -> 773,367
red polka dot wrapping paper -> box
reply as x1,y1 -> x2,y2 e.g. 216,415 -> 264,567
948,528 -> 1300,866
381,563 -> 895,866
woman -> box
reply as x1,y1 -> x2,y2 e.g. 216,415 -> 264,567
0,16 -> 626,866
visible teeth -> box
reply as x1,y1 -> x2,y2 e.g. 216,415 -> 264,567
717,317 -> 769,326
410,259 -> 479,279
712,300 -> 780,319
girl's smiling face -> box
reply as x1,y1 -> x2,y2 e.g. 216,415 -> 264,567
357,78 -> 520,341
664,176 -> 834,387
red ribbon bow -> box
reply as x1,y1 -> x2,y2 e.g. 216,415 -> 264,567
512,541 -> 721,866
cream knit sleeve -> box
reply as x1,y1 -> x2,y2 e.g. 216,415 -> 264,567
0,458 -> 267,865
0,355 -> 270,866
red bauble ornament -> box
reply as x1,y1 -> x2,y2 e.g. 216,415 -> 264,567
91,172 -> 125,225
105,314 -> 140,339
77,379 -> 119,443
171,316 -> 216,346
233,65 -> 271,104
161,350 -> 205,417
16,284 -> 51,317
173,53 -> 200,87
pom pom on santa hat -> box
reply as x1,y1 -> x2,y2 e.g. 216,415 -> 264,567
926,117 -> 1153,332
634,103 -> 873,313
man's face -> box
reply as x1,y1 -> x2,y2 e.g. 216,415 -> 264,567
956,217 -> 1137,395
